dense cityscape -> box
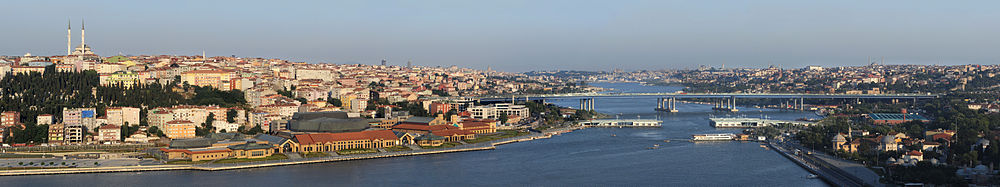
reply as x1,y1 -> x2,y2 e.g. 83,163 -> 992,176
4,2 -> 1000,186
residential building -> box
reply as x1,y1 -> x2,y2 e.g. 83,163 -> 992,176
36,114 -> 53,125
106,107 -> 140,126
181,69 -> 237,90
99,71 -> 148,88
1,111 -> 19,127
97,124 -> 121,143
467,103 -> 530,120
47,123 -> 65,145
165,120 -> 197,139
64,124 -> 85,144
63,108 -> 97,130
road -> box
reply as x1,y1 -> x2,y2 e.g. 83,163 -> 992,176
777,140 -> 882,187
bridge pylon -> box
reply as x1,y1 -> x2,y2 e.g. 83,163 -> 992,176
655,96 -> 679,112
579,98 -> 595,111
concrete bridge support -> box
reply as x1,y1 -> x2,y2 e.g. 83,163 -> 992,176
655,97 -> 679,112
579,98 -> 595,111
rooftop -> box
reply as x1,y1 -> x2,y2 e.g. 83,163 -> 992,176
868,113 -> 928,121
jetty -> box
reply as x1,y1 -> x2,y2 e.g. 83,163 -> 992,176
709,117 -> 815,128
578,119 -> 662,128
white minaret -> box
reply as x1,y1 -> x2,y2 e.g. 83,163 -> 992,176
67,19 -> 72,55
81,19 -> 85,47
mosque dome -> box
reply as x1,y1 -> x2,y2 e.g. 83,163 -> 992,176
833,134 -> 846,142
881,136 -> 895,144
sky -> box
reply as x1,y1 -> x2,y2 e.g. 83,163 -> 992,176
2,0 -> 999,72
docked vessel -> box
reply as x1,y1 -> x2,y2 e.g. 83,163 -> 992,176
691,133 -> 736,141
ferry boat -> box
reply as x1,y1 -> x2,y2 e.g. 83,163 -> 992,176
691,133 -> 736,141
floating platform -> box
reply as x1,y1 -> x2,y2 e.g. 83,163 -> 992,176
710,117 -> 816,128
579,119 -> 662,128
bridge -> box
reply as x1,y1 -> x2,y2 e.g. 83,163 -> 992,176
477,92 -> 940,113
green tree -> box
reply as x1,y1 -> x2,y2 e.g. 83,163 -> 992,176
247,125 -> 264,135
226,109 -> 237,123
327,98 -> 343,107
146,126 -> 166,137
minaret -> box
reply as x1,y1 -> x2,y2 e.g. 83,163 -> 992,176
81,19 -> 86,47
67,19 -> 72,55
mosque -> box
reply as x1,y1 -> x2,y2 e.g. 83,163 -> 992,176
67,19 -> 95,56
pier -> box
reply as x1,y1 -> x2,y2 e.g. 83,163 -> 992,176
710,117 -> 816,128
578,119 -> 662,128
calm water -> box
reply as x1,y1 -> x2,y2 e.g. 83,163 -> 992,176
0,83 -> 827,187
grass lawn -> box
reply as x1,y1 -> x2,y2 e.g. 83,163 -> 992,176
420,142 -> 462,149
214,154 -> 289,164
0,167 -> 71,171
336,148 -> 378,155
300,152 -> 330,158
465,130 -> 530,144
384,146 -> 412,152
0,153 -> 55,159
165,160 -> 214,165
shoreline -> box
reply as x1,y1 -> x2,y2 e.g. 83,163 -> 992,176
0,129 -> 569,176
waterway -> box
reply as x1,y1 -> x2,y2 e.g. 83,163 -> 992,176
0,82 -> 826,186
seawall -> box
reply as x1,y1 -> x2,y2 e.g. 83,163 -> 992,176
0,133 -> 554,176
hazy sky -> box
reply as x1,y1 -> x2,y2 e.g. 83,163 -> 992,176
2,1 -> 999,72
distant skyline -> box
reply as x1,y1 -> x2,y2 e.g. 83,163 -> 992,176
2,0 -> 999,72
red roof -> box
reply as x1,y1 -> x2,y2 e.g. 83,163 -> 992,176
294,130 -> 397,145
392,124 -> 431,131
100,124 -> 121,130
159,148 -> 231,154
932,133 -> 953,141
182,69 -> 232,74
428,125 -> 457,131
432,129 -> 475,137
167,120 -> 194,124
392,124 -> 457,132
461,121 -> 491,128
906,150 -> 923,156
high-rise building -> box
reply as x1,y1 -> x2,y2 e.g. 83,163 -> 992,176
1,111 -> 20,127
63,108 -> 97,130
106,107 -> 141,126
381,59 -> 387,66
47,123 -> 65,145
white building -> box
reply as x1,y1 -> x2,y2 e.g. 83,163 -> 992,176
106,107 -> 140,126
468,103 -> 530,120
212,121 -> 240,133
36,114 -> 53,125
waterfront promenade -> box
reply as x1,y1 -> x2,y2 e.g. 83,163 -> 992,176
0,131 -> 560,176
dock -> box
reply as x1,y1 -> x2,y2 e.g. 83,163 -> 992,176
710,117 -> 815,128
578,119 -> 662,128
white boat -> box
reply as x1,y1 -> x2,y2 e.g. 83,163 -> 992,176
806,174 -> 818,179
691,133 -> 736,141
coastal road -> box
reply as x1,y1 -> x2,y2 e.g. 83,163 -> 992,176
780,141 -> 881,187
772,142 -> 866,187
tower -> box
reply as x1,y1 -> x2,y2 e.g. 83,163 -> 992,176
407,60 -> 412,68
81,19 -> 85,47
381,59 -> 386,66
67,19 -> 72,55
